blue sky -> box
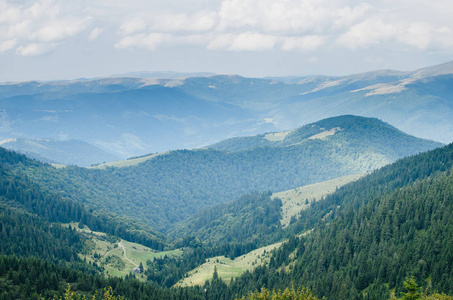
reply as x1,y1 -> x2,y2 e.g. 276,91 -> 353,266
1,0 -> 453,81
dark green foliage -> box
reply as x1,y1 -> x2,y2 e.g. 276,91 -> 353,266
216,144 -> 453,299
210,115 -> 442,158
170,191 -> 284,246
0,118 -> 452,299
0,147 -> 166,250
4,116 -> 442,232
401,277 -> 421,300
0,254 -> 250,299
0,255 -> 178,299
0,205 -> 83,264
290,142 -> 453,236
237,286 -> 324,300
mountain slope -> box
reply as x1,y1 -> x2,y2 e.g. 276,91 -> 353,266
270,61 -> 453,145
0,147 -> 166,250
268,149 -> 453,299
169,191 -> 284,247
1,61 -> 453,157
0,138 -> 120,166
203,143 -> 453,299
0,80 -> 269,157
208,115 -> 441,156
6,116 -> 442,232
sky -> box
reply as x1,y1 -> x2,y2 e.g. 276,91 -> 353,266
1,0 -> 453,82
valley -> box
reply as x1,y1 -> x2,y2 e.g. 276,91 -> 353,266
176,241 -> 283,287
273,173 -> 364,227
1,61 -> 453,300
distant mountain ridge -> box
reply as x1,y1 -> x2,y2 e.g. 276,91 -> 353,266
208,115 -> 442,156
0,61 -> 452,158
0,138 -> 120,166
8,115 -> 442,231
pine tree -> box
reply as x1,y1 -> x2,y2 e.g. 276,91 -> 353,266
401,277 -> 421,300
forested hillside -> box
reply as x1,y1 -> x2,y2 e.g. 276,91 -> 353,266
209,115 -> 436,156
196,143 -> 453,299
3,116 -> 442,231
0,147 -> 166,250
0,117 -> 452,299
170,192 -> 284,247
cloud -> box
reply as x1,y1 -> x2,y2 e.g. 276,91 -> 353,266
31,17 -> 91,42
119,19 -> 146,34
2,0 -> 453,76
115,33 -> 168,50
16,43 -> 52,56
112,0 -> 380,53
88,27 -> 103,40
0,39 -> 16,53
110,0 -> 453,55
0,0 -> 92,55
336,18 -> 397,49
228,32 -> 277,51
281,35 -> 325,51
147,11 -> 218,32
337,18 -> 453,52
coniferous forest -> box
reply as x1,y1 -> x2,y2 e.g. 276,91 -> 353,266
1,116 -> 453,299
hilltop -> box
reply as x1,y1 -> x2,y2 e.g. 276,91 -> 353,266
3,115 -> 442,232
1,61 -> 452,160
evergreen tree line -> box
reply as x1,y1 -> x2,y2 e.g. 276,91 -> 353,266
204,162 -> 453,299
0,205 -> 84,264
286,142 -> 453,241
170,191 -> 284,247
2,116 -> 440,233
0,147 -> 166,250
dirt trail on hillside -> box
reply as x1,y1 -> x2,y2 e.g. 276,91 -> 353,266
118,241 -> 138,267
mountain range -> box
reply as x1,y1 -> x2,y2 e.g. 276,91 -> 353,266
1,61 -> 453,300
1,61 -> 452,165
0,116 -> 451,299
0,138 -> 120,167
3,115 -> 441,232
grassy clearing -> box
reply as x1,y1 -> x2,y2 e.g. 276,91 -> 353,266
91,151 -> 169,169
273,173 -> 364,227
264,130 -> 292,142
307,127 -> 341,140
51,163 -> 67,169
65,222 -> 182,280
175,241 -> 283,287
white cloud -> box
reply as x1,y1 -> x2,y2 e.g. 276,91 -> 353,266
115,33 -> 168,50
32,17 -> 91,42
433,26 -> 453,51
336,19 -> 397,49
398,22 -> 433,50
0,0 -> 92,56
120,19 -> 146,34
281,35 -> 325,51
0,39 -> 16,53
16,43 -> 51,56
147,11 -> 218,32
88,27 -> 103,40
2,0 -> 452,57
217,0 -> 373,34
229,32 -> 277,51
2,0 -> 453,80
0,3 -> 21,23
